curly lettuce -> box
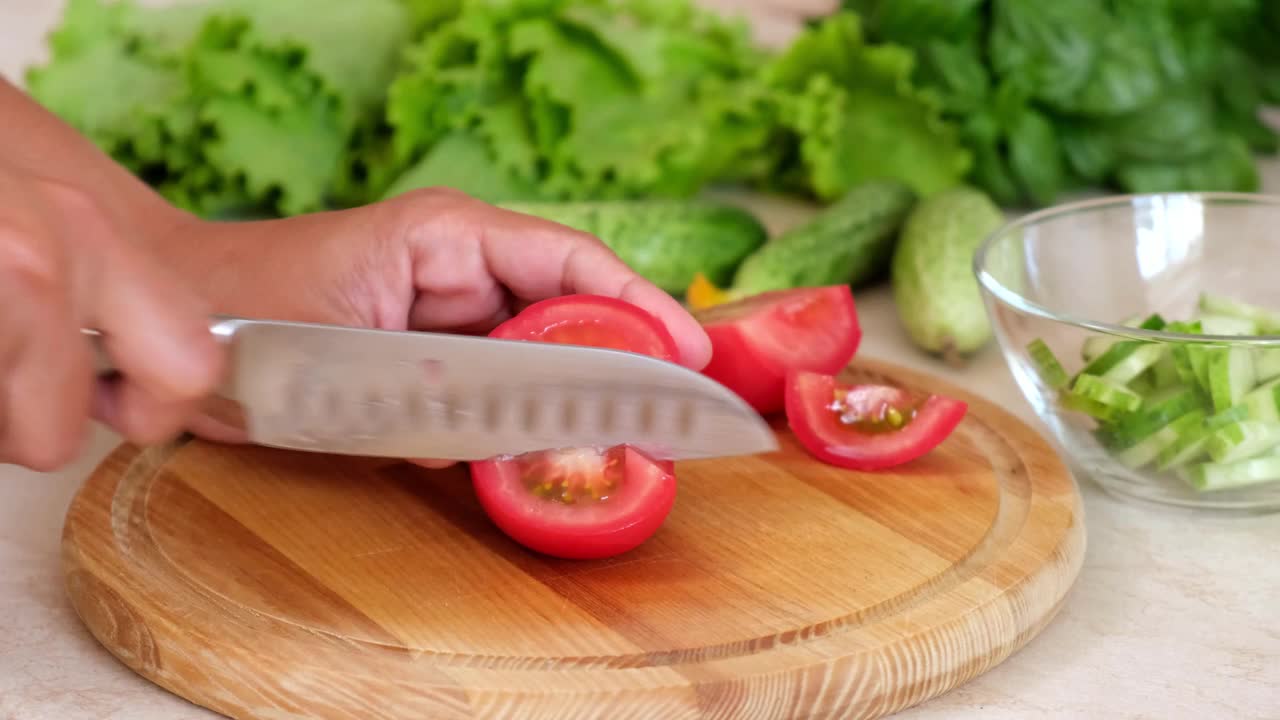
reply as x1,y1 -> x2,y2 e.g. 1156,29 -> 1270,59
379,0 -> 773,204
26,0 -> 412,217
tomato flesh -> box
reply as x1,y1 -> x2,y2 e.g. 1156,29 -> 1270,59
472,446 -> 676,560
490,294 -> 679,363
695,286 -> 861,414
785,370 -> 968,471
471,293 -> 680,559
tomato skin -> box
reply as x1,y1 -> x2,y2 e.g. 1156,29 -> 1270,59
784,371 -> 968,471
489,294 -> 680,363
695,286 -> 861,414
470,294 -> 680,559
471,446 -> 677,560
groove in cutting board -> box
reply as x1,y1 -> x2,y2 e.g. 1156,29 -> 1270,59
62,358 -> 1085,720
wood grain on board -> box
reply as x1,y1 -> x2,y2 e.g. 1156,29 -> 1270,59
62,357 -> 1085,720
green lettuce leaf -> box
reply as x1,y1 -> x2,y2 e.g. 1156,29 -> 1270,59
25,0 -> 412,217
382,0 -> 768,202
760,11 -> 971,199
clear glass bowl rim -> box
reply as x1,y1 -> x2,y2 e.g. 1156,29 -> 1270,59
973,191 -> 1280,347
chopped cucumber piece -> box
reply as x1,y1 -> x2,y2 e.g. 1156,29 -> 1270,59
1027,339 -> 1070,389
1114,410 -> 1206,469
1100,388 -> 1205,450
1199,314 -> 1259,336
1137,313 -> 1167,331
1184,455 -> 1280,492
1060,391 -> 1121,421
1070,374 -> 1144,413
1253,348 -> 1280,382
1205,404 -> 1250,430
1040,294 -> 1280,491
1151,353 -> 1181,389
1082,336 -> 1115,362
1204,420 -> 1280,463
1080,342 -> 1165,385
1198,293 -> 1280,333
1155,419 -> 1215,471
1237,378 -> 1280,423
1206,347 -> 1255,413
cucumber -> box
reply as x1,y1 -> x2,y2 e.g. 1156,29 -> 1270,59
1030,294 -> 1280,491
1207,347 -> 1255,412
1070,374 -> 1144,413
1114,410 -> 1206,469
1253,348 -> 1280,381
1198,293 -> 1280,332
501,200 -> 768,294
1100,387 -> 1203,449
1199,314 -> 1259,336
1081,315 -> 1163,361
728,180 -> 917,294
891,186 -> 1006,363
1155,419 -> 1215,470
1185,455 -> 1280,492
1027,338 -> 1070,389
1080,342 -> 1164,385
1204,420 -> 1280,463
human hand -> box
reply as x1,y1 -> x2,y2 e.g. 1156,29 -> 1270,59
0,165 -> 224,471
152,187 -> 713,462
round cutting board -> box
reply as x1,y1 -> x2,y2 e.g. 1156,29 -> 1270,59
62,357 -> 1084,720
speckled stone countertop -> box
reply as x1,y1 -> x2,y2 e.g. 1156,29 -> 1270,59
1,2 -> 1277,719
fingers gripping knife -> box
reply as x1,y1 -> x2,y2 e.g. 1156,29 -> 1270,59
83,317 -> 778,461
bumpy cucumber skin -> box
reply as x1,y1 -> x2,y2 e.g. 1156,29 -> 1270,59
890,186 -> 1005,362
502,201 -> 768,294
727,180 -> 917,294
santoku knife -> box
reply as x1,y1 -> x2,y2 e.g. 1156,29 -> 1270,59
84,316 -> 778,462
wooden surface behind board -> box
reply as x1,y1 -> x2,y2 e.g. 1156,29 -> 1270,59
62,358 -> 1085,720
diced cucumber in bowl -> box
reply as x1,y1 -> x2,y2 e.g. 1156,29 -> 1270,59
1026,293 -> 1280,493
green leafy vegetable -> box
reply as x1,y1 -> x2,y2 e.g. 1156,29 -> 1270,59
848,0 -> 1279,206
754,11 -> 972,200
378,0 -> 771,204
26,0 -> 412,217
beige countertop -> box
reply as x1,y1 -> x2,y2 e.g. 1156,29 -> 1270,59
1,3 -> 1278,719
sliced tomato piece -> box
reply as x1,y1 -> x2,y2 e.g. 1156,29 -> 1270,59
785,370 -> 968,471
694,286 -> 861,414
489,294 -> 679,363
471,445 -> 676,559
472,293 -> 680,559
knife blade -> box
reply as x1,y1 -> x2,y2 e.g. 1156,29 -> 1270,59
83,316 -> 779,462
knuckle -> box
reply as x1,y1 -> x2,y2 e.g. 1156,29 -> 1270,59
36,178 -> 104,223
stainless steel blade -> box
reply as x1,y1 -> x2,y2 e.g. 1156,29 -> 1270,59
85,317 -> 779,461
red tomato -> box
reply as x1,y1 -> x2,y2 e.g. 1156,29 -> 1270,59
784,370 -> 968,471
694,286 -> 861,414
489,294 -> 679,363
471,445 -> 676,560
472,294 -> 679,559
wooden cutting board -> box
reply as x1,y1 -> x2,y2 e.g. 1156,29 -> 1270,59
62,357 -> 1084,720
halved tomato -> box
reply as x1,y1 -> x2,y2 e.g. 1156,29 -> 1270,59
785,370 -> 968,471
471,446 -> 676,560
490,294 -> 679,362
694,286 -> 861,414
472,294 -> 679,559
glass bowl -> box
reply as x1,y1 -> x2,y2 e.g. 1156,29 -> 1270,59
975,192 -> 1280,513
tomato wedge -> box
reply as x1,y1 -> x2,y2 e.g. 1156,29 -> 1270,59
471,446 -> 676,560
694,286 -> 861,414
490,294 -> 679,362
472,294 -> 679,559
784,370 -> 968,471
